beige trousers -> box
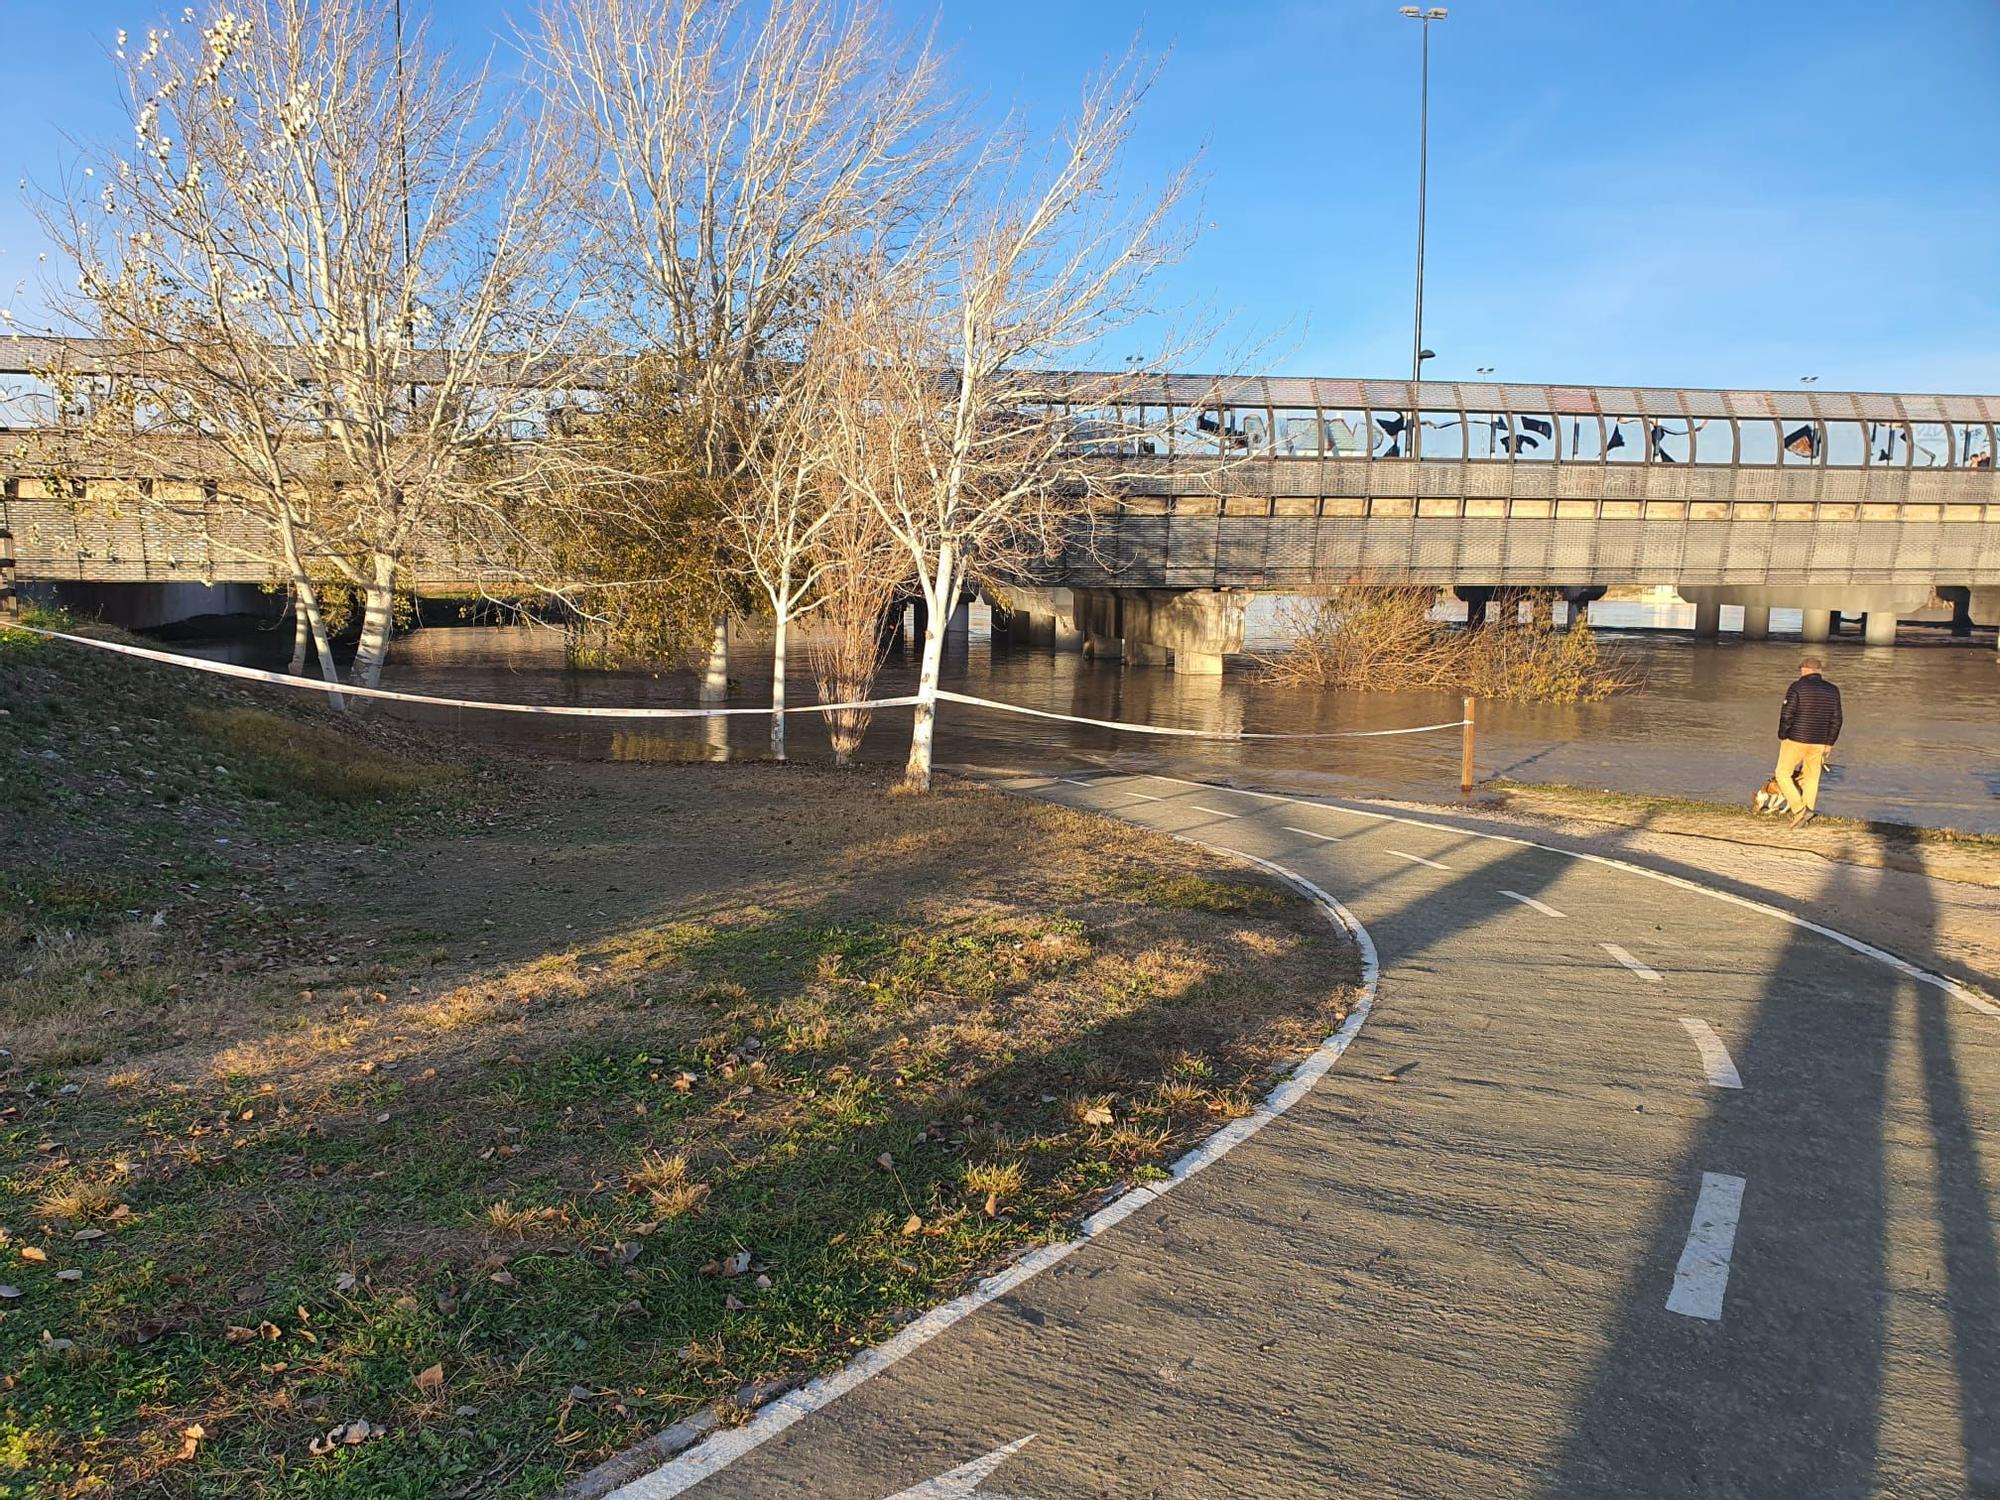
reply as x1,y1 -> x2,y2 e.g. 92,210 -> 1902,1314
1775,739 -> 1830,814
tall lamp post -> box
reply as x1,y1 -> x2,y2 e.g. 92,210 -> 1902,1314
1400,6 -> 1447,387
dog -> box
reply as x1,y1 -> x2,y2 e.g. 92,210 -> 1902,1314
1753,776 -> 1792,815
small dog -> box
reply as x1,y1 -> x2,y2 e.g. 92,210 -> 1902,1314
1753,777 -> 1791,815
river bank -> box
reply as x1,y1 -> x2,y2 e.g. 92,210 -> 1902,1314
150,604 -> 2000,835
0,624 -> 1361,1497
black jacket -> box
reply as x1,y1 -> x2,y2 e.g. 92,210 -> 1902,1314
1779,674 -> 1842,746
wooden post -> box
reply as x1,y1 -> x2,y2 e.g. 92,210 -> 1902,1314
1459,695 -> 1476,796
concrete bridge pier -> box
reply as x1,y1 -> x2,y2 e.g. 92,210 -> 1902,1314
1862,612 -> 1898,647
1454,585 -> 1492,629
1692,599 -> 1723,639
1971,589 -> 2000,648
1560,586 -> 1607,627
991,586 -> 1083,652
1072,587 -> 1246,675
1682,585 -> 1931,646
1939,586 -> 1975,637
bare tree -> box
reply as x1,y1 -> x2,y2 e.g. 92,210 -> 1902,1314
819,65 -> 1193,789
808,498 -> 905,766
724,358 -> 850,760
528,0 -> 954,672
35,0 -> 577,690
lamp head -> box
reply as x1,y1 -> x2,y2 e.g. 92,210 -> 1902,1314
1399,6 -> 1422,15
1427,6 -> 1449,16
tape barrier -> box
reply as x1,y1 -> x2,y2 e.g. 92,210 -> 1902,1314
5,625 -> 919,719
9,623 -> 1469,740
937,690 -> 1469,740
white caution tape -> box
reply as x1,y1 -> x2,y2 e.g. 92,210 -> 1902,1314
8,624 -> 1471,739
937,690 -> 1468,740
4,625 -> 919,719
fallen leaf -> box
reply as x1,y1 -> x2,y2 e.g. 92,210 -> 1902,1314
178,1422 -> 206,1460
413,1363 -> 444,1392
19,1247 -> 47,1264
334,1272 -> 357,1292
258,1321 -> 283,1340
1081,1104 -> 1114,1127
567,1384 -> 595,1402
41,1335 -> 76,1353
875,1153 -> 894,1172
55,1269 -> 82,1282
225,1325 -> 257,1343
901,1215 -> 922,1236
71,1229 -> 107,1243
984,1191 -> 1000,1218
754,1273 -> 772,1289
0,1287 -> 20,1300
488,1270 -> 515,1286
721,1249 -> 750,1277
724,1293 -> 746,1312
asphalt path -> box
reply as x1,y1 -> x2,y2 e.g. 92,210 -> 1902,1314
620,770 -> 2000,1500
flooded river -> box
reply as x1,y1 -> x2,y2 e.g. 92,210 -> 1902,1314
169,598 -> 2000,833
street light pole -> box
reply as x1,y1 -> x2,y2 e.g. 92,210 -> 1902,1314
1400,6 -> 1448,386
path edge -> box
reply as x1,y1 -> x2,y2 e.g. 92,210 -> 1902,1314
576,802 -> 1381,1500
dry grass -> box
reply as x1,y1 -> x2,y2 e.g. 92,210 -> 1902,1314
1,762 -> 1360,1498
189,706 -> 459,801
34,1172 -> 126,1224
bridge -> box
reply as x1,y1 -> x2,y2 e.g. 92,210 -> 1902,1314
5,348 -> 1998,667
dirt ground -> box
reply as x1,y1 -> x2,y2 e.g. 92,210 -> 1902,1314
2,674 -> 1362,1500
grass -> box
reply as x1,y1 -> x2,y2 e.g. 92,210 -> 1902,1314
0,629 -> 1362,1498
187,709 -> 458,804
1488,778 -> 2000,852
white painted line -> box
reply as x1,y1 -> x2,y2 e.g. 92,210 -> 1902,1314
1282,825 -> 1342,842
1188,804 -> 1242,820
1678,1019 -> 1743,1089
884,1435 -> 1037,1498
1119,771 -> 1999,1021
1667,1172 -> 1747,1321
1386,849 -> 1451,871
1499,888 -> 1566,918
1057,776 -> 1099,787
1602,943 -> 1662,982
607,824 -> 1381,1498
1122,791 -> 1165,802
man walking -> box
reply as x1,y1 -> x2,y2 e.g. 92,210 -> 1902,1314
1776,656 -> 1842,828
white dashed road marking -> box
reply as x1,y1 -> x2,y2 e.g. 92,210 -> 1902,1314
1282,825 -> 1342,842
1189,805 -> 1242,819
1498,889 -> 1566,918
1677,1018 -> 1744,1089
1057,777 -> 1098,787
882,1435 -> 1038,1498
1667,1173 -> 1747,1321
1386,849 -> 1452,870
1602,943 -> 1662,982
1122,791 -> 1164,801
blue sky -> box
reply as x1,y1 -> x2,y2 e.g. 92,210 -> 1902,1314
4,0 -> 1996,392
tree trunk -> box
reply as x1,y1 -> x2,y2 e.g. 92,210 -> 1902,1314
350,552 -> 398,690
903,553 -> 955,792
287,587 -> 309,675
275,509 -> 344,710
770,610 -> 788,762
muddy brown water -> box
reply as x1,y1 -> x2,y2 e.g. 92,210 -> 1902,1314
165,599 -> 2000,833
